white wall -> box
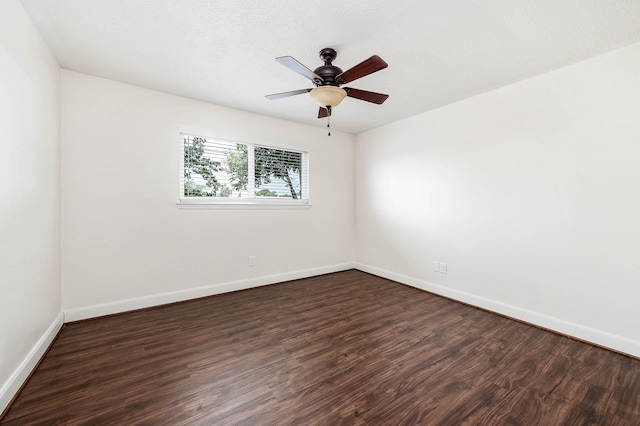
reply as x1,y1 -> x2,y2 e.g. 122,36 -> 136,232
61,71 -> 355,318
355,42 -> 640,357
0,0 -> 62,413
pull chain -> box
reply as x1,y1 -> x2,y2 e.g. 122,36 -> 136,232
327,106 -> 331,136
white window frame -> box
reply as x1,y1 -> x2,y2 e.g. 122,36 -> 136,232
177,133 -> 310,209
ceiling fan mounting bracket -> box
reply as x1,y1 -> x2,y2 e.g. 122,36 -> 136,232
319,48 -> 337,65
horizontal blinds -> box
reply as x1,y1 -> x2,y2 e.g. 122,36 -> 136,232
181,134 -> 309,201
254,146 -> 305,199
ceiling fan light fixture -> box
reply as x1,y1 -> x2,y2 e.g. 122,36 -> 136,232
310,86 -> 347,108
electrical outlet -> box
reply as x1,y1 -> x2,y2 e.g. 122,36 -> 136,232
432,261 -> 440,272
439,262 -> 447,274
248,256 -> 256,267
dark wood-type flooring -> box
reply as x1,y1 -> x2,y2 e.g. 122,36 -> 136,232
3,270 -> 640,425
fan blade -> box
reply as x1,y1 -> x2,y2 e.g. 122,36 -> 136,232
344,87 -> 389,104
265,88 -> 312,100
276,56 -> 324,82
318,107 -> 331,118
336,55 -> 388,84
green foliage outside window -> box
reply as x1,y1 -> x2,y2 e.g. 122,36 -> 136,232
182,136 -> 305,200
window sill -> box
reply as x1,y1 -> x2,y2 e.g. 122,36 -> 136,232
177,199 -> 312,210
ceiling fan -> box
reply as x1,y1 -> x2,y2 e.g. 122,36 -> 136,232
265,48 -> 389,121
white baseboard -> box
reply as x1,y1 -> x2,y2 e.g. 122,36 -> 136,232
355,263 -> 640,359
64,262 -> 356,322
0,312 -> 64,415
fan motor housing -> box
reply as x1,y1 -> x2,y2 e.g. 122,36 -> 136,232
314,48 -> 342,86
313,65 -> 343,86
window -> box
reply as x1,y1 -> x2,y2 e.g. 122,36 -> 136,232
178,133 -> 309,207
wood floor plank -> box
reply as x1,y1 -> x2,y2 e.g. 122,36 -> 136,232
3,270 -> 640,425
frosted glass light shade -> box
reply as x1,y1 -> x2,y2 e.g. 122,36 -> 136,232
310,86 -> 347,108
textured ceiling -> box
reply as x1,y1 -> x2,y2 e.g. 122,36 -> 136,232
19,0 -> 640,134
